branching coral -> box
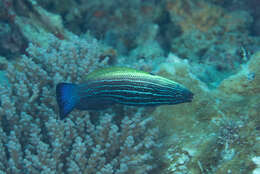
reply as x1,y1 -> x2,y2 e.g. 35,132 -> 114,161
0,34 -> 160,173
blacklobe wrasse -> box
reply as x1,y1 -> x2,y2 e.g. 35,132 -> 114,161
56,67 -> 194,119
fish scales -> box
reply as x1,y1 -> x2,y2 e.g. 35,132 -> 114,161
56,67 -> 193,119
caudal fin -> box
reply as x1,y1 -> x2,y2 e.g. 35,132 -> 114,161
56,83 -> 79,119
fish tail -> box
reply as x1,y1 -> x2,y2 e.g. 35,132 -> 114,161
56,83 -> 79,119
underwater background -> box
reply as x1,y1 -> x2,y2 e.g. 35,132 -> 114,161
0,0 -> 260,173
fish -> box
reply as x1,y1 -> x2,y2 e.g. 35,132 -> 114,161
56,67 -> 194,119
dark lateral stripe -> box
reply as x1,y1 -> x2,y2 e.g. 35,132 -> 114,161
86,78 -> 178,92
89,89 -> 174,98
91,95 -> 186,106
90,83 -> 156,92
84,90 -> 186,104
81,80 -> 181,96
90,94 -> 166,101
80,83 -> 175,95
77,76 -> 190,106
117,100 -> 186,106
83,84 -> 156,94
92,83 -> 180,94
79,83 -> 177,99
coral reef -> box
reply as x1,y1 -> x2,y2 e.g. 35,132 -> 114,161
166,0 -> 260,85
252,156 -> 260,174
152,53 -> 260,174
37,0 -> 163,53
219,51 -> 260,95
0,34 -> 160,173
0,0 -> 68,59
0,0 -> 259,173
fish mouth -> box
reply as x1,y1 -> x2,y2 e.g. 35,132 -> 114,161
178,88 -> 194,103
168,87 -> 194,105
187,93 -> 194,102
186,90 -> 194,102
185,89 -> 194,102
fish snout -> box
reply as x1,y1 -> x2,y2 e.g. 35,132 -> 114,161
184,89 -> 194,102
174,85 -> 194,103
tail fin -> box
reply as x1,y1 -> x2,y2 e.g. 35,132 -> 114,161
56,83 -> 79,119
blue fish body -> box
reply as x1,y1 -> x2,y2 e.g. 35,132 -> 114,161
56,67 -> 193,119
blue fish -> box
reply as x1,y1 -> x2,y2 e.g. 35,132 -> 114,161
56,67 -> 193,119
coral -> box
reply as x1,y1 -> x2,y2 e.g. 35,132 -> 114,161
166,0 -> 225,33
0,20 -> 27,59
13,1 -> 67,45
0,56 -> 8,87
216,118 -> 243,146
37,0 -> 163,53
0,34 -> 160,173
170,25 -> 260,86
219,50 -> 260,95
166,0 -> 251,33
252,157 -> 260,174
0,0 -> 68,59
165,0 -> 260,86
0,0 -> 16,22
0,56 -> 8,70
0,1 -> 260,173
151,53 -> 260,174
165,145 -> 192,174
118,39 -> 165,73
